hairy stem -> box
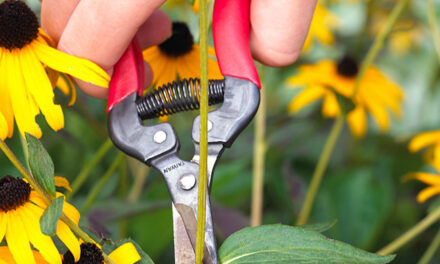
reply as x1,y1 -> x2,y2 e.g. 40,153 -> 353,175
378,206 -> 440,256
196,0 -> 209,262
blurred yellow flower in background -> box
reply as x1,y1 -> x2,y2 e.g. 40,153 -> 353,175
0,175 -> 81,264
0,0 -> 109,140
143,22 -> 222,88
303,2 -> 339,52
287,56 -> 404,138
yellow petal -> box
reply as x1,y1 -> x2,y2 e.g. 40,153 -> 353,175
0,212 -> 6,243
0,113 -> 8,140
54,176 -> 73,192
0,49 -> 15,138
6,211 -> 36,264
0,247 -> 49,264
31,37 -> 110,88
29,191 -> 47,209
408,130 -> 440,153
347,106 -> 367,138
403,172 -> 440,185
321,92 -> 340,117
19,204 -> 62,264
5,49 -> 42,138
20,46 -> 64,132
363,93 -> 390,131
417,186 -> 440,203
288,85 -> 326,113
56,221 -> 80,262
108,243 -> 141,264
56,75 -> 77,107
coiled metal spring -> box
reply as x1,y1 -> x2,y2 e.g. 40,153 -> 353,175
136,78 -> 225,120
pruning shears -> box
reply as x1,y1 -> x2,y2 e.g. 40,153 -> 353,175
106,0 -> 261,263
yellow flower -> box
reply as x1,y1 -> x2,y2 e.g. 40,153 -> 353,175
0,175 -> 81,264
0,0 -> 109,140
0,247 -> 49,264
303,2 -> 339,52
143,22 -> 222,88
408,130 -> 440,170
62,242 -> 141,264
287,56 -> 404,138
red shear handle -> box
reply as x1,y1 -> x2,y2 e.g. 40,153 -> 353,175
107,37 -> 145,113
213,0 -> 261,88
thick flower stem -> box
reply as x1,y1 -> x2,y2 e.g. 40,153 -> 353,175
296,116 -> 344,226
0,140 -> 115,264
378,206 -> 440,256
68,138 -> 113,198
196,0 -> 209,263
296,0 -> 409,226
418,228 -> 440,264
251,71 -> 267,227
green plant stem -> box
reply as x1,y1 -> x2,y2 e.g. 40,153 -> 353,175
427,0 -> 440,62
80,153 -> 124,213
127,158 -> 150,203
296,116 -> 345,226
296,0 -> 409,226
418,227 -> 440,264
196,0 -> 208,262
0,140 -> 115,264
251,74 -> 267,227
68,138 -> 113,198
378,206 -> 440,256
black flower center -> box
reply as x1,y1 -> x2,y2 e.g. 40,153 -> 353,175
158,22 -> 194,57
0,175 -> 31,212
0,0 -> 39,50
63,243 -> 104,264
337,56 -> 359,78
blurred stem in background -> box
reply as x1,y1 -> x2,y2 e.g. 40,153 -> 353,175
80,153 -> 124,214
427,0 -> 440,62
377,205 -> 440,256
127,157 -> 150,203
68,138 -> 113,198
251,64 -> 267,227
296,0 -> 410,226
0,140 -> 116,264
196,0 -> 209,262
418,228 -> 440,264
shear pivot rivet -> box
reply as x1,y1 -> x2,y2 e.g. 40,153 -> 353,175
153,130 -> 167,143
178,174 -> 196,190
207,120 -> 213,131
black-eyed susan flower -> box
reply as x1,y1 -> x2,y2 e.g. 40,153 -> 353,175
0,0 -> 109,140
143,21 -> 222,87
302,2 -> 338,52
0,175 -> 81,264
287,56 -> 404,138
62,242 -> 141,264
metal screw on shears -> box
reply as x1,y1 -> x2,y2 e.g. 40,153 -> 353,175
178,174 -> 197,190
153,130 -> 167,144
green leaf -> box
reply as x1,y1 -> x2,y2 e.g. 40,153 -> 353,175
26,133 -> 56,197
102,238 -> 154,264
301,219 -> 338,233
219,225 -> 394,264
40,196 -> 64,236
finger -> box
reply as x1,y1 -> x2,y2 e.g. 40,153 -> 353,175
41,0 -> 80,44
57,0 -> 166,97
137,10 -> 172,50
250,0 -> 317,67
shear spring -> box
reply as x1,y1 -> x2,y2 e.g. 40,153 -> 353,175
136,78 -> 225,120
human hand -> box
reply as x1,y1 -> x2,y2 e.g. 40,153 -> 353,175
42,0 -> 317,99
